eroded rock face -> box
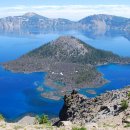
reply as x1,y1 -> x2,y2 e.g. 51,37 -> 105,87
59,90 -> 100,124
59,90 -> 96,123
59,87 -> 130,124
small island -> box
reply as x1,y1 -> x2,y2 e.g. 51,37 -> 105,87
2,36 -> 130,100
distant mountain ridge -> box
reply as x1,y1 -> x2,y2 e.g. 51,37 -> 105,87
0,12 -> 74,31
79,14 -> 130,31
0,12 -> 130,33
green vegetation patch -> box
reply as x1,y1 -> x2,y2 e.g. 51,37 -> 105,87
121,100 -> 128,110
72,127 -> 87,130
35,114 -> 51,125
124,123 -> 130,128
0,114 -> 4,121
127,91 -> 130,99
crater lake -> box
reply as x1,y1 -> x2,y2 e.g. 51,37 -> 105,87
0,31 -> 130,120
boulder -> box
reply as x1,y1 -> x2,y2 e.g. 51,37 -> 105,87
122,116 -> 130,124
99,106 -> 108,111
57,121 -> 72,127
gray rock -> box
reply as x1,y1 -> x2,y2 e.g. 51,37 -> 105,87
59,87 -> 130,123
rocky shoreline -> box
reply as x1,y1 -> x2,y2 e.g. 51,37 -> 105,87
2,59 -> 108,100
2,60 -> 129,101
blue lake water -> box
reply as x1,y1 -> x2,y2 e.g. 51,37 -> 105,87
0,66 -> 62,121
0,31 -> 130,120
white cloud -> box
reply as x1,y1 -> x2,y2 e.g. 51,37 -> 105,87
0,5 -> 130,20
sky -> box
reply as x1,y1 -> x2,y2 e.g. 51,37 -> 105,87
0,0 -> 130,20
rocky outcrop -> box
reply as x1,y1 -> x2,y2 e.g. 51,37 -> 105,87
59,88 -> 130,124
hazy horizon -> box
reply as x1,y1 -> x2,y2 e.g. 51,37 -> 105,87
0,0 -> 130,20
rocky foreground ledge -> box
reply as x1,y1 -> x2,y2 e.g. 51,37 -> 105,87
60,88 -> 130,122
59,87 -> 130,128
1,87 -> 130,129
